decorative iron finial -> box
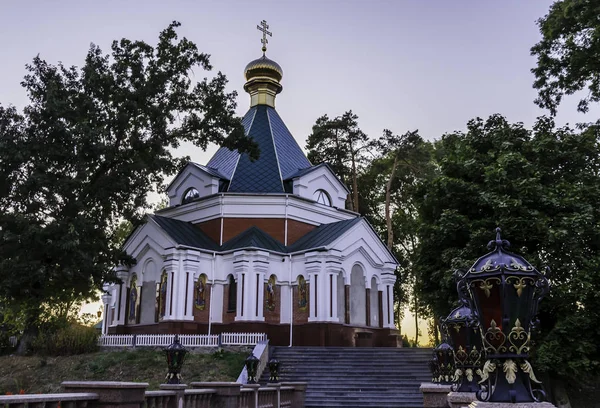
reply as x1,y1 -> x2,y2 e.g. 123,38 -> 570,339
257,20 -> 272,55
487,227 -> 510,250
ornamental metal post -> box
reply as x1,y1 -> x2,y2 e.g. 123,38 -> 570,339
429,336 -> 455,385
463,228 -> 549,403
163,335 -> 188,384
441,270 -> 484,393
268,358 -> 280,383
245,354 -> 260,384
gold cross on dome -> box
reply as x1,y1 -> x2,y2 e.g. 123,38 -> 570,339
257,20 -> 272,54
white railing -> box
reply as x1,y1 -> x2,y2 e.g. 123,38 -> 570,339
221,332 -> 267,346
99,333 -> 265,347
99,334 -> 134,347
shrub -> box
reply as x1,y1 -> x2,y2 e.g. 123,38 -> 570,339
32,323 -> 99,356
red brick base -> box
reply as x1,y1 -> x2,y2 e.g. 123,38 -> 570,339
108,321 -> 400,347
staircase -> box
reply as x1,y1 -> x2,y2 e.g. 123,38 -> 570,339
260,347 -> 432,408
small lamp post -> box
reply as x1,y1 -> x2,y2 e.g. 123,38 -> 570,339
442,272 -> 484,393
245,354 -> 260,384
463,228 -> 549,403
429,339 -> 455,385
163,335 -> 188,384
268,358 -> 280,383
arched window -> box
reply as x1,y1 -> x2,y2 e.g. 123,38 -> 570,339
313,189 -> 332,206
182,188 -> 200,204
227,274 -> 237,312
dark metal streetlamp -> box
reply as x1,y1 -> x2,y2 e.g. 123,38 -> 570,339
442,271 -> 484,393
267,358 -> 280,383
462,228 -> 549,403
245,354 -> 260,384
429,339 -> 455,385
163,335 -> 188,384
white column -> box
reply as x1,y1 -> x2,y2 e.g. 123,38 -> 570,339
163,256 -> 178,320
328,271 -> 339,321
182,259 -> 198,321
211,282 -> 224,323
234,268 -> 248,321
280,284 -> 292,324
115,267 -> 129,326
384,284 -> 394,328
255,269 -> 266,320
101,293 -> 111,335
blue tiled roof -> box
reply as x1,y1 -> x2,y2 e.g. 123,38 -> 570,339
229,106 -> 284,192
190,163 -> 229,180
205,105 -> 311,193
287,217 -> 362,252
221,226 -> 287,252
206,107 -> 257,179
149,215 -> 219,250
268,108 -> 311,179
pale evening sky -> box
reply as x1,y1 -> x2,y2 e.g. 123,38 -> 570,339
1,0 -> 595,170
0,1 -> 588,342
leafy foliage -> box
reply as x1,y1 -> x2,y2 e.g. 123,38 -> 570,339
306,111 -> 373,212
413,114 -> 600,378
32,323 -> 99,356
0,21 -> 255,350
531,0 -> 600,114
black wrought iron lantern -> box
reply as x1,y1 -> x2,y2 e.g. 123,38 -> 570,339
442,273 -> 484,393
429,340 -> 455,385
163,335 -> 188,384
463,228 -> 549,403
267,358 -> 280,383
245,354 -> 260,384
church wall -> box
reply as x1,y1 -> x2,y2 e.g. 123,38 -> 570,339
140,282 -> 157,325
222,217 -> 285,243
287,219 -> 317,244
193,283 -> 211,323
195,218 -> 221,244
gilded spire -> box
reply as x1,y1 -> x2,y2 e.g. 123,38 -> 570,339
244,20 -> 283,108
257,20 -> 272,55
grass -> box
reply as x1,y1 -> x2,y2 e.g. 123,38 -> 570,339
0,348 -> 248,395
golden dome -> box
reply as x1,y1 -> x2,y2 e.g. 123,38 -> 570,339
244,54 -> 283,108
244,55 -> 283,82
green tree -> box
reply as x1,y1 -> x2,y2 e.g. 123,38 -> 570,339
361,130 -> 433,338
306,111 -> 372,212
531,0 -> 600,114
413,113 -> 600,379
0,21 -> 256,353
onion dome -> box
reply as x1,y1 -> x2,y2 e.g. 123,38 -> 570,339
244,54 -> 283,108
244,20 -> 283,108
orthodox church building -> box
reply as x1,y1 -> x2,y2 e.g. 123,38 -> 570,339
102,25 -> 399,347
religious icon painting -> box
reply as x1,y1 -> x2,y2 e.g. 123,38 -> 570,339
194,274 -> 207,310
157,271 -> 167,320
266,275 -> 276,311
128,274 -> 140,324
298,275 -> 308,311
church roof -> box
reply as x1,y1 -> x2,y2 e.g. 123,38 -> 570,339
287,217 -> 362,252
206,105 -> 311,193
148,214 -> 364,254
221,226 -> 287,252
149,215 -> 219,251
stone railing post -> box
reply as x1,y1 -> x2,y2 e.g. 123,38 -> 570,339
280,382 -> 307,408
419,382 -> 452,408
190,382 -> 240,408
242,384 -> 260,408
61,381 -> 148,408
159,384 -> 187,408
